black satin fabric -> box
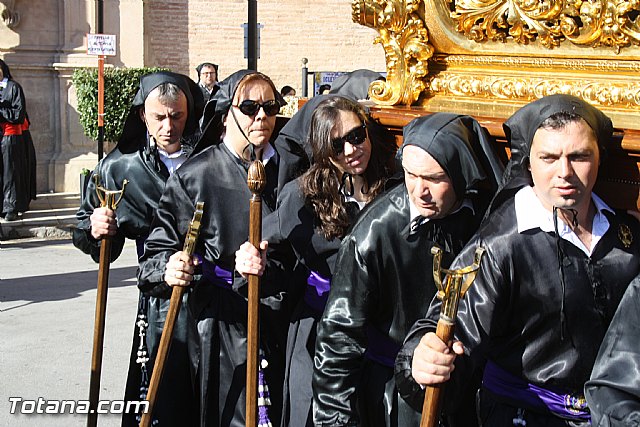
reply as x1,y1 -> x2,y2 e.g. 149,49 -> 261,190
397,196 -> 640,424
72,71 -> 204,426
272,96 -> 326,194
73,140 -> 174,262
585,273 -> 640,426
312,182 -> 480,427
72,138 -> 198,427
263,178 -> 348,427
328,69 -> 384,101
137,142 -> 287,427
0,78 -> 28,215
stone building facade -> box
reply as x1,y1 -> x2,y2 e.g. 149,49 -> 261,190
0,0 -> 384,193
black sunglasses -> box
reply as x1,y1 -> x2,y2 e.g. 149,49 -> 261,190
332,124 -> 367,156
235,99 -> 280,117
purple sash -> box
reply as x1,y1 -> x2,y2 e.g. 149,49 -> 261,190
483,360 -> 590,421
364,326 -> 401,368
303,271 -> 331,313
199,257 -> 233,289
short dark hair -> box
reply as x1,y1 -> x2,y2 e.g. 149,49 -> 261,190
538,111 -> 600,153
318,84 -> 331,94
281,85 -> 295,96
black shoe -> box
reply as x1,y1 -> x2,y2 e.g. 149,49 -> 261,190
4,212 -> 18,221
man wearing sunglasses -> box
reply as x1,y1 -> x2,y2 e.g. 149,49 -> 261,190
73,71 -> 204,426
313,113 -> 505,427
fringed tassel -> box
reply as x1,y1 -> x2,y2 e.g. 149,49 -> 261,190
257,354 -> 273,427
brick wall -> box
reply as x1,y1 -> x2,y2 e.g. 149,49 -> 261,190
145,0 -> 386,94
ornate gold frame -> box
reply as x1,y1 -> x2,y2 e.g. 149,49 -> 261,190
353,0 -> 640,129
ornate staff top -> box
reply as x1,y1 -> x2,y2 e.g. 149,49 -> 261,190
183,202 -> 205,255
431,246 -> 485,322
247,160 -> 266,196
93,173 -> 128,210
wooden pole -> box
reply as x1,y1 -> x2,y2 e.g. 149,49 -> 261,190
420,319 -> 455,427
420,247 -> 485,427
139,202 -> 205,427
87,228 -> 111,427
246,160 -> 266,427
87,176 -> 127,427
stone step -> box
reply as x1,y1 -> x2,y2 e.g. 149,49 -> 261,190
0,193 -> 80,241
29,192 -> 82,210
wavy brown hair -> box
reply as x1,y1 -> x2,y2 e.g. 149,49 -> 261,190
301,96 -> 396,240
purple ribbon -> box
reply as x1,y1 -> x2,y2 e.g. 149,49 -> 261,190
303,271 -> 331,313
200,257 -> 233,289
482,360 -> 590,421
364,326 -> 401,368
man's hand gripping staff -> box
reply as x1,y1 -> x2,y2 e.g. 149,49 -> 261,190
140,202 -> 204,427
420,246 -> 485,427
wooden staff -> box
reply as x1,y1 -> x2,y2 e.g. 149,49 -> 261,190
139,201 -> 205,427
246,160 -> 266,427
88,175 -> 128,427
420,246 -> 485,427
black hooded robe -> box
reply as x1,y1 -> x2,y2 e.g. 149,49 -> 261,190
397,197 -> 640,426
72,71 -> 204,426
137,141 -> 287,427
397,95 -> 640,427
312,113 -> 504,427
0,78 -> 28,216
263,178 -> 350,427
585,273 -> 640,426
312,183 -> 480,427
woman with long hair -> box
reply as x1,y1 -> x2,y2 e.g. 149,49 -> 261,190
236,95 -> 397,427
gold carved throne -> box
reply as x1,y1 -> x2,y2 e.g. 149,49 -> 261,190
353,0 -> 640,209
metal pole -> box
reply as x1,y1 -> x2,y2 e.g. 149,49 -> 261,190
97,0 -> 104,32
97,0 -> 105,160
247,0 -> 257,70
97,56 -> 105,161
301,58 -> 308,97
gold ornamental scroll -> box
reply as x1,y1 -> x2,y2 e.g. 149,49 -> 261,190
352,0 -> 640,130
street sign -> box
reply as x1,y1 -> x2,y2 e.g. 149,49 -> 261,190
86,34 -> 117,56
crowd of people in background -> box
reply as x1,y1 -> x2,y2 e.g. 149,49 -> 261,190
65,62 -> 640,427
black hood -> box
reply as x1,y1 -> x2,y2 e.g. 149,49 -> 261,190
328,69 -> 384,101
118,71 -> 204,153
398,113 -> 505,202
503,94 -> 613,184
0,59 -> 12,80
195,69 -> 285,154
488,94 -> 614,213
195,62 -> 218,83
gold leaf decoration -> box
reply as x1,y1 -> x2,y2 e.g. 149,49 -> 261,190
451,0 -> 640,51
352,0 -> 433,105
430,72 -> 640,107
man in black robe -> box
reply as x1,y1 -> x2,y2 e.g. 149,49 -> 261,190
585,272 -> 640,426
72,71 -> 204,426
196,62 -> 219,102
312,113 -> 505,427
137,70 -> 289,427
0,58 -> 28,221
398,94 -> 640,426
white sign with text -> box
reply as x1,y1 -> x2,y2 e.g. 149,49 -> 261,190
87,34 -> 117,56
